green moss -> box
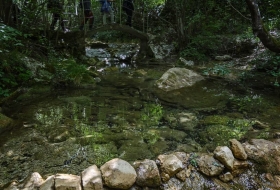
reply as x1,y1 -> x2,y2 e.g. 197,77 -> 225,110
201,115 -> 231,126
198,118 -> 253,151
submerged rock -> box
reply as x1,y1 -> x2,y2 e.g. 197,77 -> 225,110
155,68 -> 204,91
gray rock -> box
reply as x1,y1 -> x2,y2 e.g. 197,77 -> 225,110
214,146 -> 234,170
157,153 -> 184,182
198,155 -> 224,177
133,159 -> 161,187
100,158 -> 136,189
155,68 -> 204,91
81,165 -> 103,190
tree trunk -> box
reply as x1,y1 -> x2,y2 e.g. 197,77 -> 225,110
245,0 -> 280,53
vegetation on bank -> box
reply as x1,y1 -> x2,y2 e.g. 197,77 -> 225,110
0,0 -> 279,99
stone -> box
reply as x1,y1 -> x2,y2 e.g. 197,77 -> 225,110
274,176 -> 280,188
157,153 -> 184,182
214,146 -> 234,170
198,154 -> 224,177
173,152 -> 189,165
219,172 -> 233,182
100,158 -> 136,189
81,165 -> 103,190
243,139 -> 280,174
133,159 -> 161,187
39,175 -> 55,190
230,159 -> 249,176
155,68 -> 204,91
229,139 -> 247,160
21,172 -> 44,190
55,174 -> 81,190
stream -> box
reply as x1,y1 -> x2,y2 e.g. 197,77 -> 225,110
0,43 -> 280,186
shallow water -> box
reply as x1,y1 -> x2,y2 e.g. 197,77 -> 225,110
1,54 -> 280,185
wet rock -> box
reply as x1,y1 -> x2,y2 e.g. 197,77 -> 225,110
215,55 -> 232,61
214,146 -> 234,170
133,159 -> 161,187
20,172 -> 44,190
229,139 -> 247,160
198,154 -> 224,177
100,158 -> 136,189
219,172 -> 233,182
81,165 -> 103,190
243,139 -> 280,174
118,140 -> 153,161
55,174 -> 81,190
39,175 -> 54,190
155,68 -> 204,92
157,153 -> 184,182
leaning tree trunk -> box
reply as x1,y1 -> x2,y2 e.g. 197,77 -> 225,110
245,0 -> 280,53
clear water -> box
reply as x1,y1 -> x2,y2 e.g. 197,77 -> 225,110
1,57 -> 280,184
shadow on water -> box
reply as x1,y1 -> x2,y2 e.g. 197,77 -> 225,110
1,57 -> 280,184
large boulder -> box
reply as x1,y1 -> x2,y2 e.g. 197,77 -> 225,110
100,158 -> 136,189
155,68 -> 204,91
243,139 -> 280,174
133,159 -> 161,187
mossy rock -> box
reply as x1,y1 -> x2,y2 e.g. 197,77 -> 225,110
197,123 -> 251,151
0,113 -> 13,133
118,140 -> 153,161
149,140 -> 169,156
201,115 -> 231,126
